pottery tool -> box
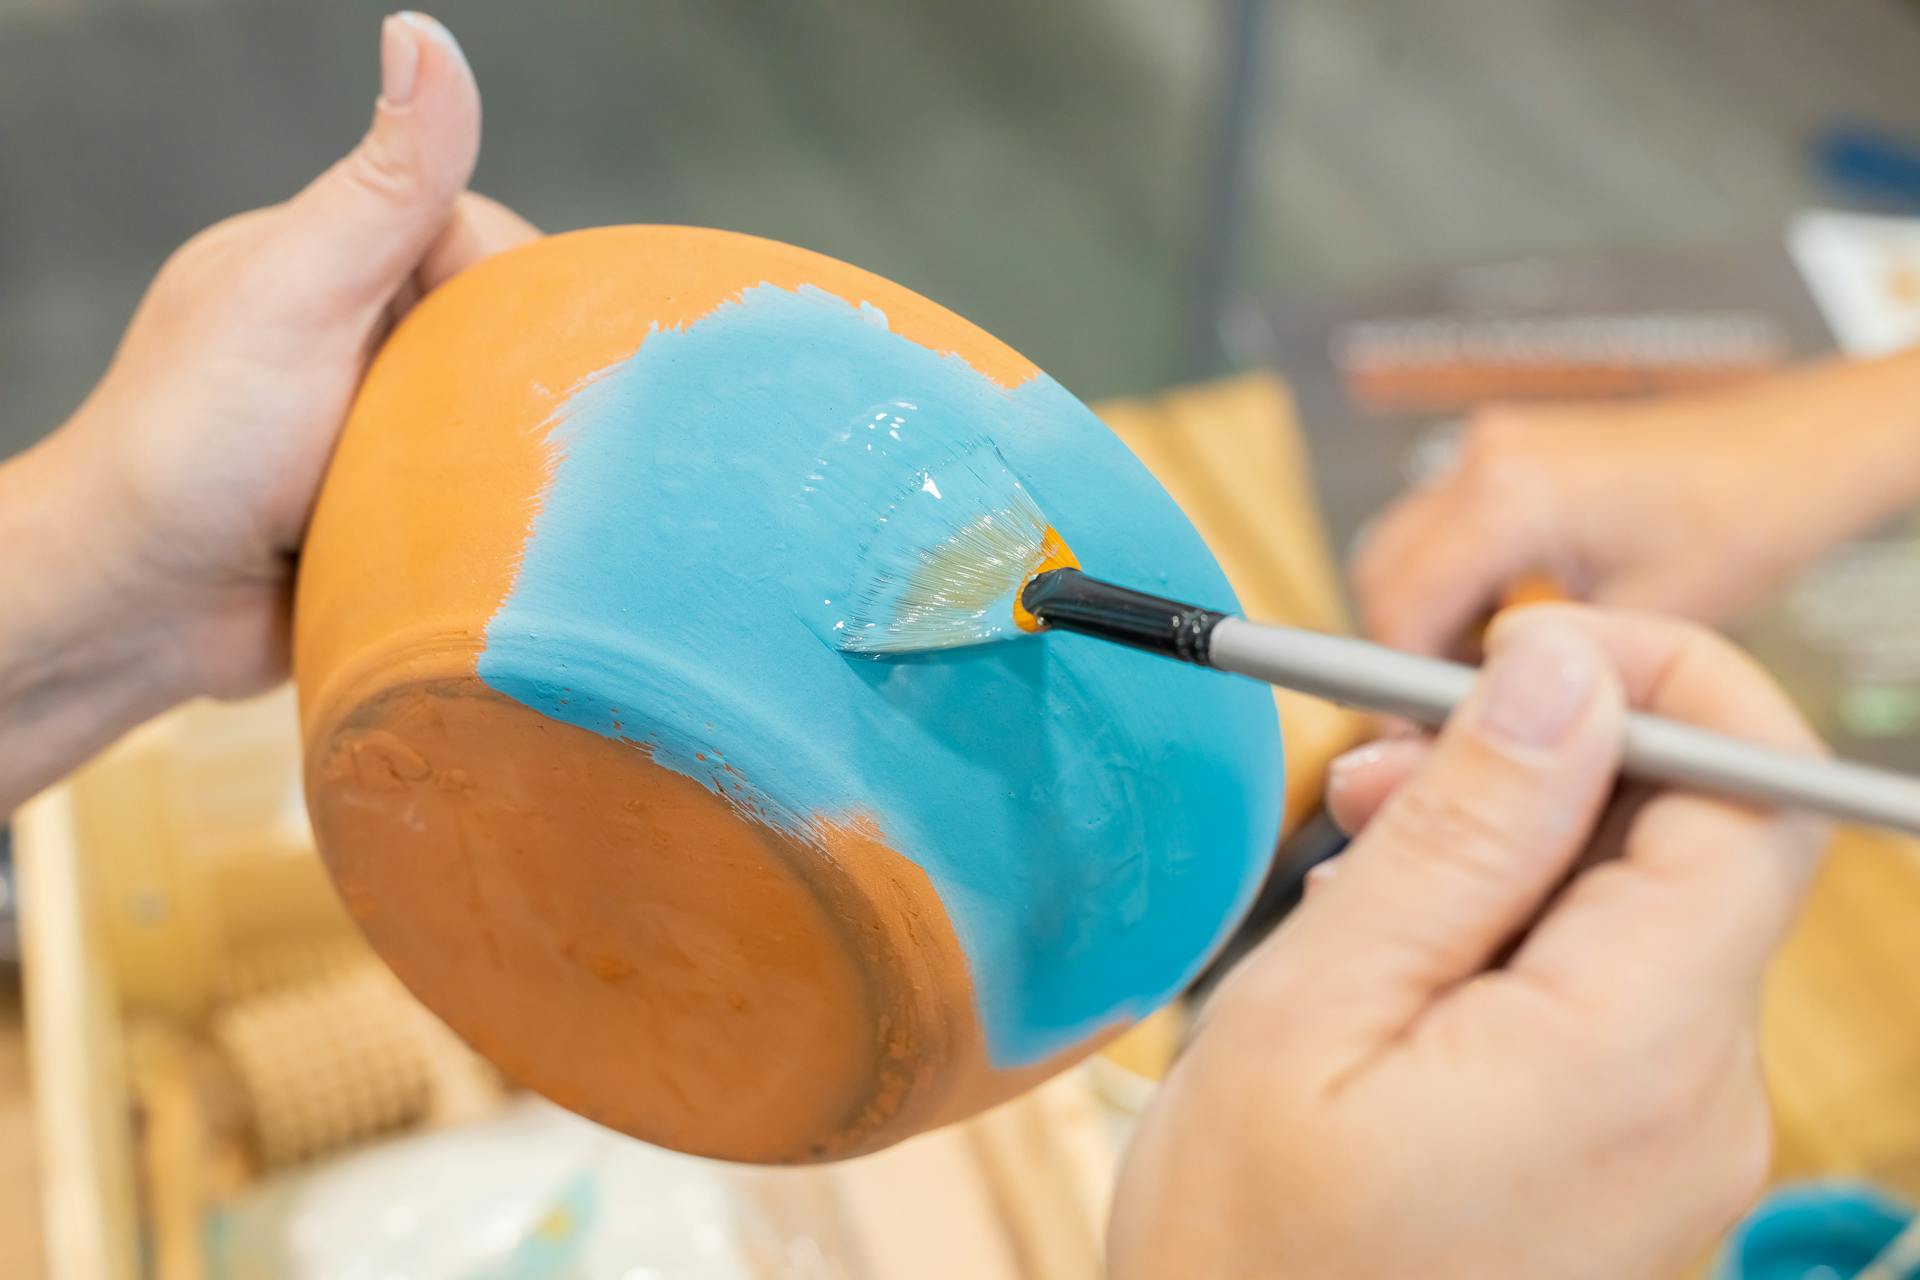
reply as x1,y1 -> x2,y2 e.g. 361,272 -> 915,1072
831,439 -> 1920,837
211,961 -> 435,1168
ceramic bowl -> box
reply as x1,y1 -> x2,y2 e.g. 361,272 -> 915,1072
295,226 -> 1283,1161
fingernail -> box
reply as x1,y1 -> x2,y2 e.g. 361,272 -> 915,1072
1326,742 -> 1388,797
397,11 -> 471,76
380,14 -> 421,106
1476,622 -> 1598,748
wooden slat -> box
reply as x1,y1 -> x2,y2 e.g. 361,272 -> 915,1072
14,785 -> 139,1280
968,1083 -> 1105,1280
831,1126 -> 1025,1280
127,1022 -> 207,1280
0,980 -> 47,1279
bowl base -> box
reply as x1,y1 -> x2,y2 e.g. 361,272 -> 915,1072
307,675 -> 984,1162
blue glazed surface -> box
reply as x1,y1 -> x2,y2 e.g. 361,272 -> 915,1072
1714,1183 -> 1916,1280
479,283 -> 1282,1066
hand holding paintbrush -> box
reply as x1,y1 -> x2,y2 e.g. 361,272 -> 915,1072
828,437 -> 1920,838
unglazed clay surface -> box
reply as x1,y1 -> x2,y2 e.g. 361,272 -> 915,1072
295,226 -> 1282,1162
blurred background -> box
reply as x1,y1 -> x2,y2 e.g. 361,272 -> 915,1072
6,1 -> 1920,1277
6,0 -> 1920,454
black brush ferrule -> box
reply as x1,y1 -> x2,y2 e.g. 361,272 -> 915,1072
1021,568 -> 1224,666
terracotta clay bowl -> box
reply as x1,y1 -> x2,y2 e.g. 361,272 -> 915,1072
294,226 -> 1283,1162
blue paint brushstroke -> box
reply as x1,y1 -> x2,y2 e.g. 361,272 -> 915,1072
479,284 -> 1282,1067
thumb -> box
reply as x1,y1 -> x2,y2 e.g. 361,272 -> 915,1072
1261,617 -> 1625,1059
283,12 -> 481,307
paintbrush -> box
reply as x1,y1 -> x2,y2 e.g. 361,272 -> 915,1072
827,438 -> 1920,837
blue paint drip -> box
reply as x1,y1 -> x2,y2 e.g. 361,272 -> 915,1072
479,284 -> 1282,1067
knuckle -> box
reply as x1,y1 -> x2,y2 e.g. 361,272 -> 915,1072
339,141 -> 422,206
1350,543 -> 1404,605
1645,621 -> 1824,754
1462,445 -> 1531,498
1354,584 -> 1397,635
1376,781 -> 1521,888
145,210 -> 276,321
1457,416 -> 1542,496
155,219 -> 239,287
1461,409 -> 1524,457
1348,535 -> 1382,587
1682,627 -> 1776,699
1668,619 -> 1739,668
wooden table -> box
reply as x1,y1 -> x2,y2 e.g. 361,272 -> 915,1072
1764,827 -> 1920,1198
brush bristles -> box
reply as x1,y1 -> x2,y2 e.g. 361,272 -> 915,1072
833,445 -> 1053,655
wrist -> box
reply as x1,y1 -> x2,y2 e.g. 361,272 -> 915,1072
1713,347 -> 1920,581
1810,346 -> 1920,528
0,419 -> 198,800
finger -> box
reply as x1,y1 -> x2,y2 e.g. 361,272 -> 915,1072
1325,738 -> 1430,835
1500,607 -> 1828,1007
1351,478 -> 1543,656
1489,606 -> 1821,779
1348,484 -> 1455,648
1250,615 -> 1625,1060
282,12 -> 482,308
415,191 -> 541,292
1590,563 -> 1749,625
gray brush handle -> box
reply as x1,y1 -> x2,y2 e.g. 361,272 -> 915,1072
1207,616 -> 1920,837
